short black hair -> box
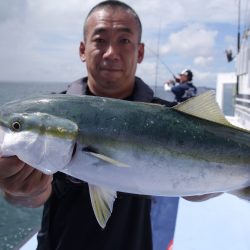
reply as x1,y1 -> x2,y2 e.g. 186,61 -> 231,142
83,0 -> 142,43
180,69 -> 193,81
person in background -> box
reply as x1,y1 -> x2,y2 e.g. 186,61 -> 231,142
167,69 -> 197,103
0,1 -> 222,250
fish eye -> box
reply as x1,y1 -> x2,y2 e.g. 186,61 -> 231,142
11,121 -> 21,131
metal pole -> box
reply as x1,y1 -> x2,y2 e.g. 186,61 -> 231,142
237,0 -> 241,53
236,0 -> 241,95
154,24 -> 161,93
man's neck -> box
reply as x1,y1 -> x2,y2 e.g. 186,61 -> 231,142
87,80 -> 135,99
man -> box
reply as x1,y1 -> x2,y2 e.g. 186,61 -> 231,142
168,69 -> 197,103
0,1 -> 220,249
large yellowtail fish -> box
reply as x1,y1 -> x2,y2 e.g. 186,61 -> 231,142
0,91 -> 250,228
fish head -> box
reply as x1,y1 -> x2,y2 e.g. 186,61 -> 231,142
0,112 -> 78,174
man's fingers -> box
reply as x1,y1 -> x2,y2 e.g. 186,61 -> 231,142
0,156 -> 53,207
0,156 -> 25,178
4,184 -> 52,208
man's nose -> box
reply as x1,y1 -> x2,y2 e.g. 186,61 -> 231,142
103,43 -> 119,59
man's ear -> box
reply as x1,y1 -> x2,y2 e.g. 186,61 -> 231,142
79,41 -> 86,62
137,43 -> 144,63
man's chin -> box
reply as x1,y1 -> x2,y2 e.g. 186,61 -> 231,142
100,73 -> 122,83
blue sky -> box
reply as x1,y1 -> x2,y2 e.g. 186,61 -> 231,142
0,0 -> 248,88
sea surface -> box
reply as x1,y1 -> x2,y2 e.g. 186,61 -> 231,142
0,81 -> 175,250
0,81 -> 68,250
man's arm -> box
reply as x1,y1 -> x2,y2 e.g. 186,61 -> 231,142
183,187 -> 250,202
0,156 -> 52,207
171,85 -> 187,102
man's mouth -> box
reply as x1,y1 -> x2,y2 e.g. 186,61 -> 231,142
100,61 -> 122,72
100,67 -> 122,71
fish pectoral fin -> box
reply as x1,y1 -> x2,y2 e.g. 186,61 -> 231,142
88,184 -> 117,229
85,150 -> 129,168
172,91 -> 233,127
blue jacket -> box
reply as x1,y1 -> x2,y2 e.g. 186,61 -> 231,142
171,82 -> 197,102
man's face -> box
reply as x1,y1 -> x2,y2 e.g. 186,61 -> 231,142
179,74 -> 188,83
80,7 -> 144,98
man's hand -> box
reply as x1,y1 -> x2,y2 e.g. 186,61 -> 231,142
165,79 -> 175,86
0,156 -> 52,207
182,192 -> 223,202
229,186 -> 250,201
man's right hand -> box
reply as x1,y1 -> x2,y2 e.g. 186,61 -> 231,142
0,156 -> 52,208
166,79 -> 175,86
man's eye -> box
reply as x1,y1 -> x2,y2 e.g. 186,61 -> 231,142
95,38 -> 106,44
120,38 -> 130,44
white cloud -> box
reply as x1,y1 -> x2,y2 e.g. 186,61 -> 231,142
132,0 -> 238,31
137,61 -> 156,84
160,24 -> 218,58
224,35 -> 237,51
0,0 -> 27,22
194,56 -> 214,66
193,70 -> 217,88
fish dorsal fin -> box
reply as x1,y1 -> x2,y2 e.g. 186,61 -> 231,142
172,91 -> 232,127
88,184 -> 117,228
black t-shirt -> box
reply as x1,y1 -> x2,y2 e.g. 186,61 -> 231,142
37,174 -> 153,250
37,77 -> 175,250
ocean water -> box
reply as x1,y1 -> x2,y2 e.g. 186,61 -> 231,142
0,81 -> 69,105
0,81 -> 68,250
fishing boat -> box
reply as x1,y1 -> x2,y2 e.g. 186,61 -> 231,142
230,28 -> 250,128
172,2 -> 250,249
216,28 -> 250,129
216,0 -> 250,129
173,43 -> 250,250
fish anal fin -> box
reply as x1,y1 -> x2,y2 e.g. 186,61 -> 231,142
88,184 -> 117,229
